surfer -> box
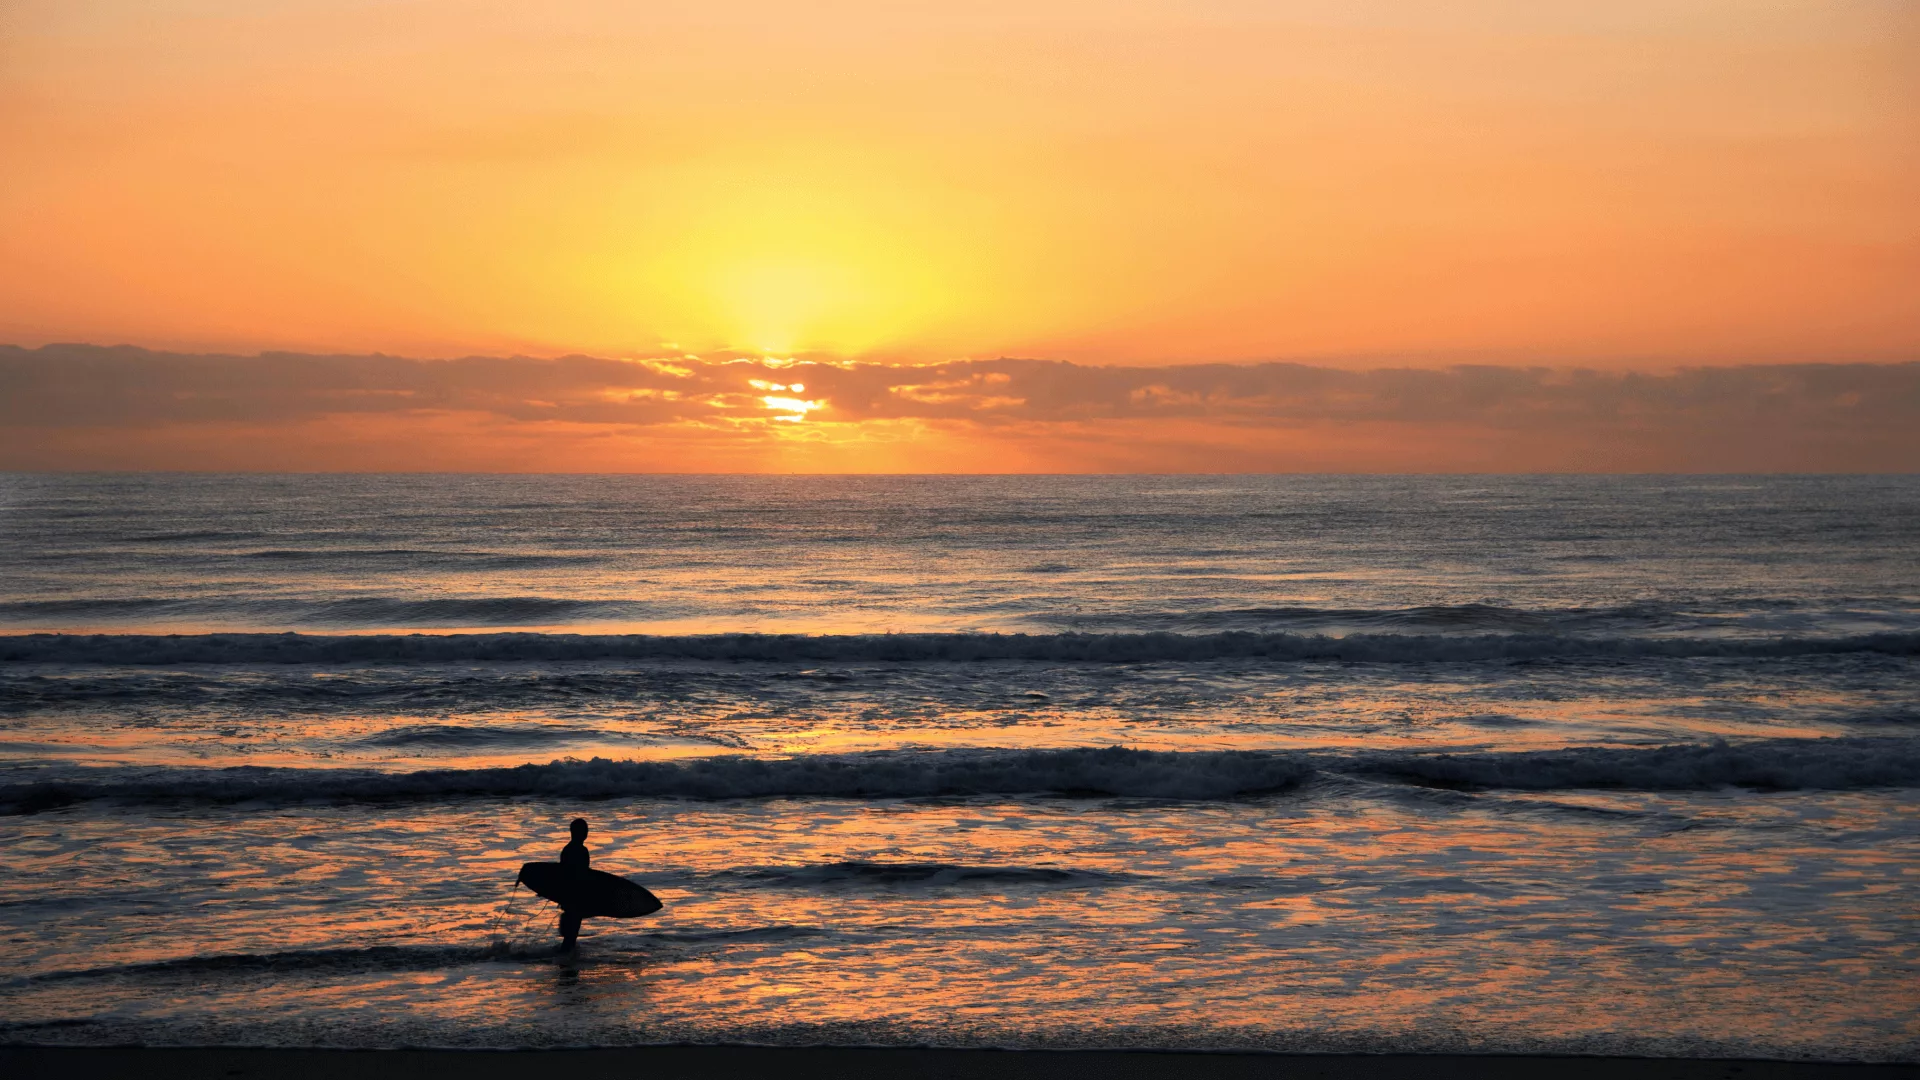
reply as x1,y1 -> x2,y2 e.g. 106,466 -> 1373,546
514,818 -> 660,951
558,817 -> 590,950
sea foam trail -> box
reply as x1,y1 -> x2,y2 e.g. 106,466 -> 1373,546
5,630 -> 1918,665
4,739 -> 1917,813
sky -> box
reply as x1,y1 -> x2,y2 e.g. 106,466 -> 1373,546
2,1 -> 1916,471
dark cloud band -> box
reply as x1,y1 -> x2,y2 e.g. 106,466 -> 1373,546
5,344 -> 1915,433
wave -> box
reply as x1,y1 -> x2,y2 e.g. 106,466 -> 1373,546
1353,737 -> 1920,792
629,925 -> 823,945
1056,602 -> 1684,634
17,928 -> 828,987
120,530 -> 265,543
704,861 -> 1131,888
354,724 -> 627,749
4,629 -> 1917,665
21,944 -> 501,984
235,549 -> 596,570
3,738 -> 1915,813
0,597 -> 634,627
0,669 -> 708,708
0,747 -> 1314,812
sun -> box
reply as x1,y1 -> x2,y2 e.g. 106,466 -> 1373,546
717,258 -> 861,356
603,152 -> 974,357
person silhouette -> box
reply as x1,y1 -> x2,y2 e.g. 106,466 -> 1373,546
558,817 -> 590,950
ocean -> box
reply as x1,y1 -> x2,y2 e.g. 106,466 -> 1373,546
0,473 -> 1915,1058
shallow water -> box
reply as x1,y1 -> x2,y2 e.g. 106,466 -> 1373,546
0,474 -> 1915,1057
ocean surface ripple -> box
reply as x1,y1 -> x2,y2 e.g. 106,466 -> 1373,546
2,474 -> 1916,1059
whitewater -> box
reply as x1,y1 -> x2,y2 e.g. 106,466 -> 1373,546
1,474 -> 1915,1059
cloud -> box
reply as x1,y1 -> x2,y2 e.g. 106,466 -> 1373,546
2,344 -> 1915,472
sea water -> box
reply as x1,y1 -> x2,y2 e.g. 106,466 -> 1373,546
0,474 -> 1914,1058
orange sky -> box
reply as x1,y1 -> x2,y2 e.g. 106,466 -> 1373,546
2,3 -> 1916,472
3,0 -> 1915,367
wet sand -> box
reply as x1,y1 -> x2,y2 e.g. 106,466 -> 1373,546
4,1047 -> 1917,1080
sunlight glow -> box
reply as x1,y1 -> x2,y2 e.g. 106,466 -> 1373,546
760,395 -> 824,422
719,261 -> 849,355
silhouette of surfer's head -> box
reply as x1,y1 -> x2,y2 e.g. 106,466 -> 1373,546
570,817 -> 589,840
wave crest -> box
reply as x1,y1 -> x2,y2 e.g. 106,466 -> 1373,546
1357,737 -> 1920,792
4,738 -> 1917,813
4,630 -> 1916,665
0,747 -> 1312,812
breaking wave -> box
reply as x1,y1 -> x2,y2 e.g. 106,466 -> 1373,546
0,747 -> 1314,812
1354,737 -> 1920,792
4,738 -> 1916,813
4,629 -> 1917,665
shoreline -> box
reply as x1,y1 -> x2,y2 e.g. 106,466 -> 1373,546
5,1047 -> 1918,1080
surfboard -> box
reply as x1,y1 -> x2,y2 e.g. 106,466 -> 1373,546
517,862 -> 663,918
